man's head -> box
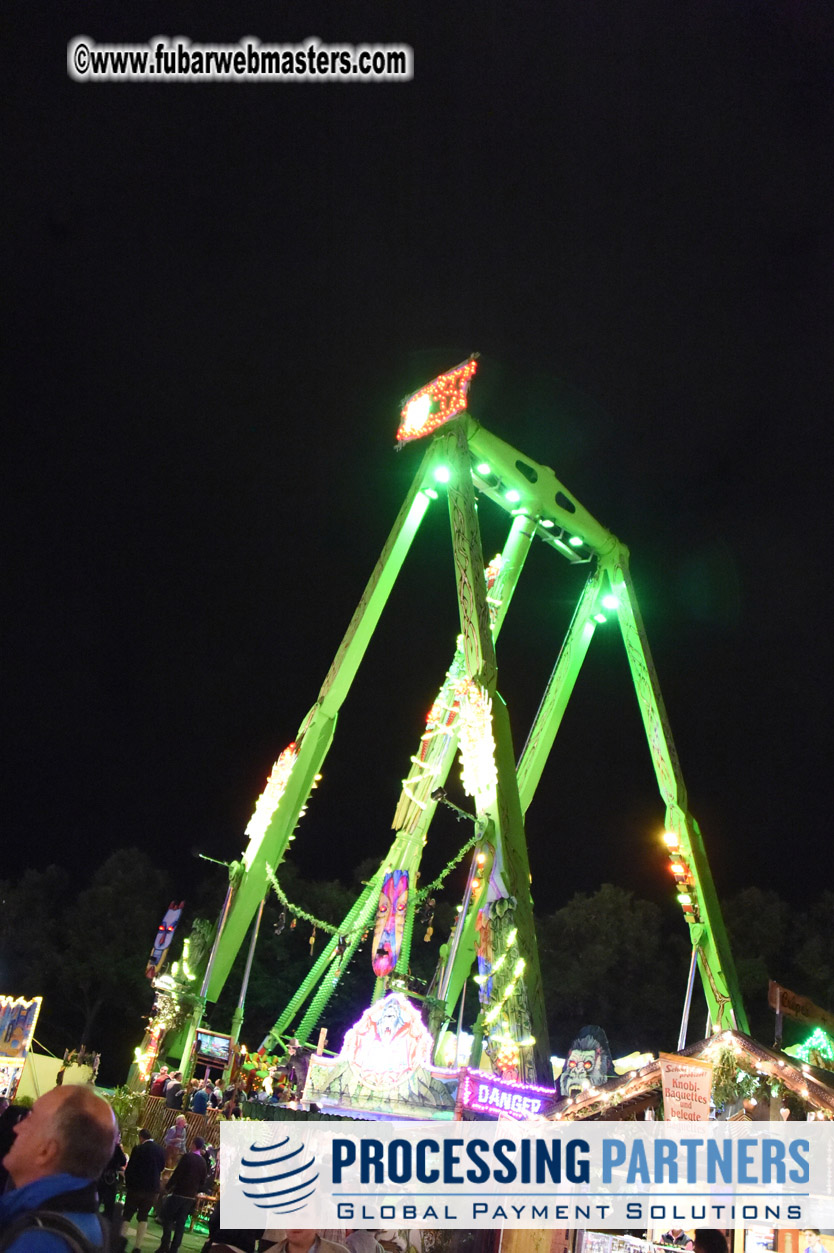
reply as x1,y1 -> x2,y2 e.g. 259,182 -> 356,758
693,1232 -> 729,1253
3,1085 -> 117,1188
172,1072 -> 183,1082
193,1137 -> 205,1151
284,1232 -> 318,1252
137,1128 -> 151,1142
175,1114 -> 187,1127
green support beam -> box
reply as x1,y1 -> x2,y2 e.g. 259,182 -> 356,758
601,549 -> 749,1033
516,564 -> 605,813
437,420 -> 551,1083
207,447 -> 436,1002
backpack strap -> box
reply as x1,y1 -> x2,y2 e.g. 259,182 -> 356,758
0,1209 -> 109,1253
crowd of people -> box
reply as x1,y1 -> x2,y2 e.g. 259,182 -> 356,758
147,1070 -> 246,1120
0,1078 -> 746,1253
0,1081 -> 219,1253
0,1085 -> 386,1253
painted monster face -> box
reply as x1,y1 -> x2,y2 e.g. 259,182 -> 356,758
558,1026 -> 615,1097
372,870 -> 409,976
561,1047 -> 599,1096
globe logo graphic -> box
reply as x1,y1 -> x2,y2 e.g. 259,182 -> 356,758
238,1135 -> 319,1215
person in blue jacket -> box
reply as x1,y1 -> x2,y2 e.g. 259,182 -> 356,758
0,1084 -> 118,1253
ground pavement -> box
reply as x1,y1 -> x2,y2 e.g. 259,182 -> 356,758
118,1204 -> 210,1253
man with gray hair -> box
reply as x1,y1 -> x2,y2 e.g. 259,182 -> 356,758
0,1084 -> 118,1253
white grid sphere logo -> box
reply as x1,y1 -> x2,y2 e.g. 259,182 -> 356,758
238,1135 -> 319,1215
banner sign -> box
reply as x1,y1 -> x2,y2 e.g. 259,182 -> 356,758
220,1120 -> 834,1230
769,981 -> 834,1036
659,1052 -> 713,1122
0,995 -> 42,1060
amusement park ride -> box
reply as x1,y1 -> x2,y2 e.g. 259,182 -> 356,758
168,356 -> 747,1100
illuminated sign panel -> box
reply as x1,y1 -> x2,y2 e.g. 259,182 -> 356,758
0,995 -> 42,1060
459,1068 -> 559,1120
396,357 -> 478,446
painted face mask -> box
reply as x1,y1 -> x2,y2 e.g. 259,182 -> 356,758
146,901 -> 184,979
372,870 -> 409,976
558,1025 -> 616,1096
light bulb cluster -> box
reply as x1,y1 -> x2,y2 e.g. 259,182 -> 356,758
470,460 -> 530,515
492,1029 -> 522,1077
701,1031 -> 834,1120
402,556 -> 504,816
456,678 -> 498,800
399,651 -> 468,816
553,1061 -> 661,1120
553,1033 -> 834,1122
484,553 -> 504,628
170,938 -> 196,984
134,1023 -> 164,1081
661,830 -> 700,921
474,926 -> 518,989
245,741 -> 299,849
792,1027 -> 834,1068
396,357 -> 478,446
482,940 -> 526,1028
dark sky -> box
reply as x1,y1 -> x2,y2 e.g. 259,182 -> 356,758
5,0 -> 833,954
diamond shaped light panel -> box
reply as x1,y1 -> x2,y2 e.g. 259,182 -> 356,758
396,356 -> 478,446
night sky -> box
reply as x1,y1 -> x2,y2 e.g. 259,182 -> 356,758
5,0 -> 833,962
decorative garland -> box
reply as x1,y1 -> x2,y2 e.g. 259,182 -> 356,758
265,823 -> 485,940
265,863 -> 359,937
710,1046 -> 762,1110
415,829 -> 484,902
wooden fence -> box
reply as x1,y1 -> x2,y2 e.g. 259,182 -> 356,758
140,1095 -> 221,1149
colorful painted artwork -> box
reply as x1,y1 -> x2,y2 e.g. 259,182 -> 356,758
475,907 -> 494,1001
372,870 -> 409,977
303,992 -> 458,1117
342,992 -> 432,1087
146,901 -> 185,979
0,995 -> 42,1060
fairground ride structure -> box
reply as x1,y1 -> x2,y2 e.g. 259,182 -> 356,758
179,357 -> 748,1087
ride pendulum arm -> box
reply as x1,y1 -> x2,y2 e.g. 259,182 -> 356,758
424,418 -> 552,1083
463,418 -> 749,1035
260,509 -> 536,1052
205,444 -> 438,1006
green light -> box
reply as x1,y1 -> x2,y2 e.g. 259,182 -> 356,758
593,612 -> 607,624
793,1028 -> 834,1064
475,462 -> 491,476
505,488 -> 521,503
601,595 -> 619,610
433,465 -> 451,484
423,487 -> 438,500
540,519 -> 555,529
678,893 -> 692,906
569,535 -> 583,547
